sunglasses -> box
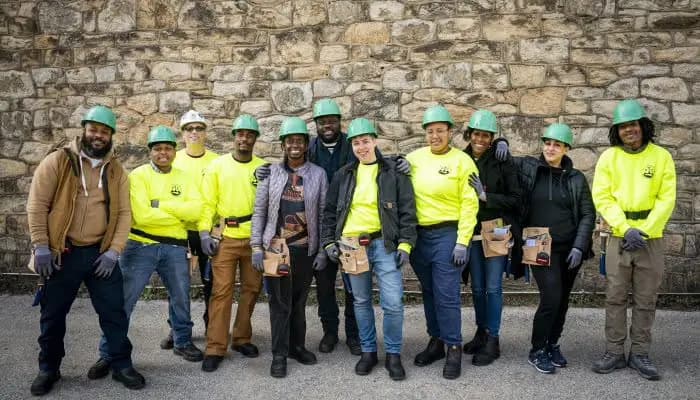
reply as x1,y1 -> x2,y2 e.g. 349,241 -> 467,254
184,126 -> 206,132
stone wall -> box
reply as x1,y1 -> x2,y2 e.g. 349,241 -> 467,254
0,0 -> 698,293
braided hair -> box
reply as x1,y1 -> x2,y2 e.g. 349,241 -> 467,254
608,117 -> 655,147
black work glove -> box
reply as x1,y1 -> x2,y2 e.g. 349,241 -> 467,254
94,249 -> 119,278
395,249 -> 410,269
566,248 -> 583,270
325,243 -> 340,264
452,244 -> 470,267
33,245 -> 55,278
254,164 -> 271,181
622,228 -> 648,252
313,251 -> 328,271
395,156 -> 411,175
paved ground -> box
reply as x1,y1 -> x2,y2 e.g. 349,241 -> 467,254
1,295 -> 698,400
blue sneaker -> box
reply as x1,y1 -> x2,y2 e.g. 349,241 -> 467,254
548,343 -> 567,368
528,348 -> 555,374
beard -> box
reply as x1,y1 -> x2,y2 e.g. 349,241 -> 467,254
81,134 -> 113,158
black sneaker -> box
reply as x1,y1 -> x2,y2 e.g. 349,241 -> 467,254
319,333 -> 339,353
528,348 -> 555,374
30,370 -> 61,396
628,353 -> 661,381
346,337 -> 362,356
547,343 -> 567,368
160,332 -> 174,350
174,343 -> 204,362
231,343 -> 259,358
201,355 -> 224,372
112,367 -> 146,390
87,358 -> 110,380
591,352 -> 626,374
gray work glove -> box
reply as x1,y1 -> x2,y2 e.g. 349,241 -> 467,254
469,173 -> 487,202
254,163 -> 271,181
622,228 -> 648,252
34,245 -> 55,278
200,231 -> 220,257
566,248 -> 583,270
452,244 -> 470,267
494,140 -> 510,161
150,199 -> 159,208
94,249 -> 119,278
396,249 -> 410,269
395,156 -> 411,175
325,243 -> 341,264
312,251 -> 328,271
252,250 -> 264,273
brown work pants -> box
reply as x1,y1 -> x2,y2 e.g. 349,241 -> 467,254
205,237 -> 262,356
604,237 -> 665,355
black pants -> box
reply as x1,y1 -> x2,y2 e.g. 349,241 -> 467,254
188,230 -> 212,327
267,247 -> 315,357
530,249 -> 581,351
38,244 -> 133,372
313,258 -> 359,340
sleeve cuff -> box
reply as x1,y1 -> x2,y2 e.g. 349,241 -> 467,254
397,242 -> 412,254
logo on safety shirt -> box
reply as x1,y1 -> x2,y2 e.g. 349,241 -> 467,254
170,184 -> 182,196
438,166 -> 451,175
643,165 -> 654,178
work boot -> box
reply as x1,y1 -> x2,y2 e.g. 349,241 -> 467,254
201,355 -> 224,372
385,353 -> 406,381
346,336 -> 362,356
591,352 -> 626,374
414,337 -> 445,366
30,371 -> 61,396
463,327 -> 487,354
472,335 -> 500,366
174,343 -> 204,362
547,343 -> 567,368
443,345 -> 462,379
355,352 -> 378,376
628,353 -> 661,381
289,346 -> 317,365
160,332 -> 174,350
112,367 -> 146,390
231,343 -> 259,358
87,358 -> 110,380
270,356 -> 287,378
528,348 -> 555,374
319,332 -> 339,353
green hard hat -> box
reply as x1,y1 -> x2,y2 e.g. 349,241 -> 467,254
279,116 -> 309,139
346,118 -> 378,141
313,98 -> 341,119
147,125 -> 177,147
612,99 -> 647,125
542,123 -> 574,147
422,105 -> 454,129
81,105 -> 117,133
467,109 -> 498,134
231,114 -> 260,136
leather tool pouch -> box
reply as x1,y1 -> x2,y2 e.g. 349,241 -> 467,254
338,237 -> 370,275
263,237 -> 290,277
522,227 -> 552,266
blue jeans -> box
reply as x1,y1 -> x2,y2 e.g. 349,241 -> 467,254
100,240 -> 193,360
410,226 -> 463,346
348,239 -> 404,354
468,241 -> 506,337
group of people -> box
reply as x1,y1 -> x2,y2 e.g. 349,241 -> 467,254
25,96 -> 676,396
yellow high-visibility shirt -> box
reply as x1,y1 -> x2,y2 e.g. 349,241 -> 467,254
406,146 -> 479,246
128,163 -> 202,243
592,143 -> 676,238
172,149 -> 219,231
199,153 -> 266,239
343,163 -> 381,237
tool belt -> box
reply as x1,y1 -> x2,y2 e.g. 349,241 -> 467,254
338,236 -> 371,275
480,218 -> 513,258
418,220 -> 458,231
224,214 -> 252,228
130,228 -> 188,247
521,227 -> 552,266
263,237 -> 290,277
624,210 -> 650,220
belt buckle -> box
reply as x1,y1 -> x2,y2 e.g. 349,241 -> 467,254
358,233 -> 371,247
226,218 -> 239,228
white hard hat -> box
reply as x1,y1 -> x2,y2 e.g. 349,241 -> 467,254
179,110 -> 208,130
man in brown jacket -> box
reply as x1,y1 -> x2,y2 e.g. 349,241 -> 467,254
26,105 -> 146,395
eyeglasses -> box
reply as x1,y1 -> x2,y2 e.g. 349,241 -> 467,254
184,126 -> 206,133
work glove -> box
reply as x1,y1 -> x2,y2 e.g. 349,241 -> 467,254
452,244 -> 470,267
494,140 -> 510,161
33,245 -> 55,278
200,231 -> 220,257
150,199 -> 159,208
469,173 -> 487,202
395,249 -> 410,269
94,249 -> 119,278
252,250 -> 264,273
254,163 -> 271,181
325,243 -> 341,264
566,248 -> 583,270
622,228 -> 648,252
312,251 -> 328,271
395,156 -> 411,175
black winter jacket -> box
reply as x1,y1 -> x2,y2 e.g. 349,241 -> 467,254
511,154 -> 596,276
308,134 -> 357,182
321,150 -> 417,253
